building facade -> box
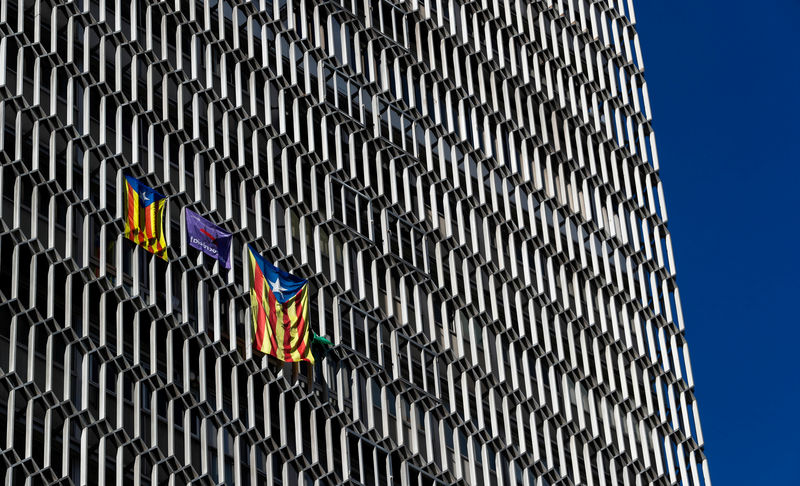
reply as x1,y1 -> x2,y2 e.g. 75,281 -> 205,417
0,0 -> 710,485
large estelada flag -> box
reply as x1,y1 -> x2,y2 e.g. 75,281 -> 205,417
185,208 -> 232,268
123,175 -> 168,260
247,245 -> 313,363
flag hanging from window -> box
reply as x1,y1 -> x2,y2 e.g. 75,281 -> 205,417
185,208 -> 232,268
247,245 -> 313,363
123,175 -> 168,260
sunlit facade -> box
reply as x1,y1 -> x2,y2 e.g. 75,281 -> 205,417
0,1 -> 709,485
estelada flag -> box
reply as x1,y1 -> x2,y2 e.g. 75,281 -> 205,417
247,245 -> 313,363
123,175 -> 168,260
185,208 -> 232,268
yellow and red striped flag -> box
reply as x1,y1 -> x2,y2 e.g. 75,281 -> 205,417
123,175 -> 168,261
248,245 -> 313,363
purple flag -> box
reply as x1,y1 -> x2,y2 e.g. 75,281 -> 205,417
185,209 -> 232,269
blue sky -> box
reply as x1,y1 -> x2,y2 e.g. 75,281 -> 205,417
633,1 -> 800,483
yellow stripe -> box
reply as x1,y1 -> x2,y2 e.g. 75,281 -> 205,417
261,279 -> 271,355
285,289 -> 312,362
287,300 -> 299,361
300,290 -> 311,363
154,199 -> 168,260
274,302 -> 285,361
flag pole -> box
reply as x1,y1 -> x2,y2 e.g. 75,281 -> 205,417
306,363 -> 314,392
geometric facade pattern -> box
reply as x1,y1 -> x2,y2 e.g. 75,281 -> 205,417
0,1 -> 710,485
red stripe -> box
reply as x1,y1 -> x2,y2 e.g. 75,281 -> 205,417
267,289 -> 279,355
253,264 -> 267,350
282,298 -> 292,357
126,183 -> 136,239
144,202 -> 154,244
137,196 -> 147,245
294,290 -> 309,360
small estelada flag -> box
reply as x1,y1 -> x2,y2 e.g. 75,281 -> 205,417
185,208 -> 232,269
247,245 -> 313,363
123,175 -> 168,260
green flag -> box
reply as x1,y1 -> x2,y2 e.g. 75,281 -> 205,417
310,333 -> 333,363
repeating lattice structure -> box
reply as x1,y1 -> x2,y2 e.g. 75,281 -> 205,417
0,0 -> 710,485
